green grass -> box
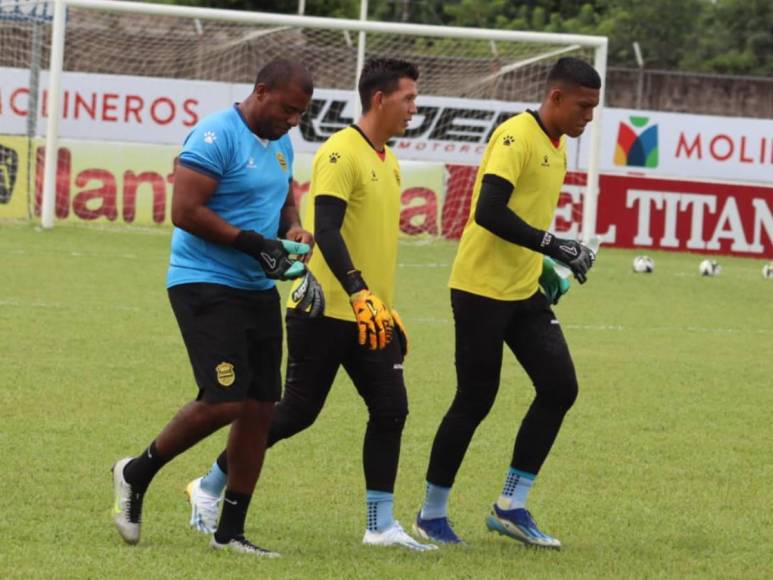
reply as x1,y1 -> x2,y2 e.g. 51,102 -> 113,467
1,221 -> 771,579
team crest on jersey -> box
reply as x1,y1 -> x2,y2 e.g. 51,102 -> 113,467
370,169 -> 378,182
203,131 -> 216,144
215,362 -> 235,388
329,152 -> 341,163
503,135 -> 514,146
541,155 -> 550,167
275,152 -> 288,171
393,169 -> 401,185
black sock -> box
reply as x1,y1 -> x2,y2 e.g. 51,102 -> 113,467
216,450 -> 228,474
123,441 -> 169,492
214,490 -> 252,543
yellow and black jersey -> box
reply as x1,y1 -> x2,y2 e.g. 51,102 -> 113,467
288,126 -> 402,321
450,112 -> 567,301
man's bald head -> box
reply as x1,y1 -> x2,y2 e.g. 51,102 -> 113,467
255,59 -> 313,95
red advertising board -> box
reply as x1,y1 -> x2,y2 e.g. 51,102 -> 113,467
445,167 -> 773,258
595,174 -> 773,258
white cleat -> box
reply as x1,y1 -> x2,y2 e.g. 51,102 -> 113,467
186,477 -> 220,534
363,521 -> 438,551
210,535 -> 280,558
111,457 -> 143,545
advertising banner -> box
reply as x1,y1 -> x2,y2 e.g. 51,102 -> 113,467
8,134 -> 769,257
444,169 -> 773,258
11,138 -> 446,231
595,174 -> 773,258
4,67 -> 771,184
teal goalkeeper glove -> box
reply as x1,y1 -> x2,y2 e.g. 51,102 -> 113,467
232,230 -> 309,280
539,256 -> 570,305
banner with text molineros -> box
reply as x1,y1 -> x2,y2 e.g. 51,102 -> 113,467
2,67 -> 772,184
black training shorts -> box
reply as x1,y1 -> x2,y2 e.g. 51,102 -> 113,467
168,283 -> 282,403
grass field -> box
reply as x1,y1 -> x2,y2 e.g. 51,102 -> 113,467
1,221 -> 771,579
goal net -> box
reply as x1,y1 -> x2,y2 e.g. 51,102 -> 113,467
0,0 -> 606,237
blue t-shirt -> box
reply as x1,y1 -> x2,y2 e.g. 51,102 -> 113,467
167,105 -> 294,290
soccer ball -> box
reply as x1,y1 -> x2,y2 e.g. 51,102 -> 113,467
699,259 -> 721,277
763,262 -> 773,279
632,255 -> 654,273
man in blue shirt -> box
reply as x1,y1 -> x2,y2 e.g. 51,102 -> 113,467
111,59 -> 315,557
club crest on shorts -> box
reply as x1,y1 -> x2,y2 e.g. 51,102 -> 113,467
275,152 -> 288,171
215,362 -> 235,387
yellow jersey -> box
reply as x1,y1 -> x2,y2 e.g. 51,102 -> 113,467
288,126 -> 402,321
449,112 -> 567,301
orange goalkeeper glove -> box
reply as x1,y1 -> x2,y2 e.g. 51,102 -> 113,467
350,290 -> 394,350
390,309 -> 408,357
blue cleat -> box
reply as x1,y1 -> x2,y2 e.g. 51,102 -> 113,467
413,512 -> 463,544
485,504 -> 561,549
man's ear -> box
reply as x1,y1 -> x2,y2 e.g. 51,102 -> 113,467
372,90 -> 385,109
548,87 -> 563,106
254,83 -> 269,101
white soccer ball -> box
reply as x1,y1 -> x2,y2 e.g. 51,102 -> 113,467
632,255 -> 654,273
699,259 -> 721,277
762,262 -> 773,279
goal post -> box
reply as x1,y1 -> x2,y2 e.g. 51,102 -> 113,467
4,0 -> 607,239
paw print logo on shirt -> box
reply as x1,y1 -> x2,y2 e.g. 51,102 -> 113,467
329,152 -> 340,163
502,135 -> 514,146
203,131 -> 216,144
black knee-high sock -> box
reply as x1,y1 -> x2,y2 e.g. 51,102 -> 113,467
123,441 -> 169,492
214,490 -> 252,543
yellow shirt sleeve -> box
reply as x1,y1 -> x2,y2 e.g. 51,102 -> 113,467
481,131 -> 530,187
311,146 -> 358,203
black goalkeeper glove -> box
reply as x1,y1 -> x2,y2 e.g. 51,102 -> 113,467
290,269 -> 325,318
232,230 -> 309,280
539,232 -> 595,284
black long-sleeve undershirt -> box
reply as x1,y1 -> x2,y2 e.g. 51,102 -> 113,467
314,195 -> 366,295
473,173 -> 546,250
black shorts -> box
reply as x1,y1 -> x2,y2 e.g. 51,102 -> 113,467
168,283 -> 282,403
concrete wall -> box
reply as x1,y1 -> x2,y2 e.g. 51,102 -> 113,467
607,68 -> 773,119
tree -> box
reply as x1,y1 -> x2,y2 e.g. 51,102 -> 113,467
144,0 -> 772,76
682,0 -> 773,75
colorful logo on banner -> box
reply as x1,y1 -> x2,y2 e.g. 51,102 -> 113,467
615,116 -> 658,168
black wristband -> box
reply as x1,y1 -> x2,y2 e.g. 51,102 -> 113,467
343,270 -> 367,295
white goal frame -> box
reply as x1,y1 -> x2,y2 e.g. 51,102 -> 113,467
40,0 -> 608,241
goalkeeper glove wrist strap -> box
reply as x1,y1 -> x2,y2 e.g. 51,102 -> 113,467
343,269 -> 368,296
232,230 -> 266,256
539,231 -> 573,262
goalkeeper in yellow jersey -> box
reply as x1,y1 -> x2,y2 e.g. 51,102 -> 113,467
415,57 -> 601,548
186,58 -> 435,551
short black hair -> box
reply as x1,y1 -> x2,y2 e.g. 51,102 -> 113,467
358,58 -> 419,113
255,59 -> 313,95
546,57 -> 601,90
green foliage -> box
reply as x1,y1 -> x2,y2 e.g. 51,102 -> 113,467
139,0 -> 771,75
1,222 -> 772,578
681,0 -> 773,75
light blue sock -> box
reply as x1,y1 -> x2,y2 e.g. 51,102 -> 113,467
199,461 -> 227,496
420,482 -> 451,520
366,490 -> 394,532
497,467 -> 535,510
